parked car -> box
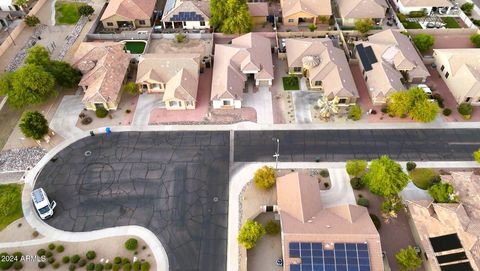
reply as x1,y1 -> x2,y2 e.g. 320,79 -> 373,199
31,188 -> 56,220
417,84 -> 435,101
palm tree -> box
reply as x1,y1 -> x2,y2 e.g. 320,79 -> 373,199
316,96 -> 340,120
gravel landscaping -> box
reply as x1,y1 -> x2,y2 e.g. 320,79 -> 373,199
0,147 -> 46,172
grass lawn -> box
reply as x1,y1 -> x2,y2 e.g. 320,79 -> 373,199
442,17 -> 461,28
55,1 -> 83,25
409,168 -> 439,190
0,184 -> 23,231
282,76 -> 300,91
124,41 -> 146,54
403,21 -> 422,29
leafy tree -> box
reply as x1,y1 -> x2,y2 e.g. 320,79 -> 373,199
317,16 -> 329,24
363,155 -> 409,197
210,0 -> 227,30
221,0 -> 252,34
470,33 -> 480,48
24,15 -> 40,27
253,166 -> 276,189
381,195 -> 404,221
49,60 -> 82,88
237,219 -> 265,249
461,2 -> 474,15
457,102 -> 473,118
348,104 -> 362,121
308,23 -> 317,32
346,160 -> 367,177
355,19 -> 374,35
78,5 -> 95,17
0,65 -> 56,109
15,0 -> 28,7
410,98 -> 439,122
428,182 -> 459,203
264,220 -> 280,235
474,149 -> 480,164
413,34 -> 434,52
388,87 -> 439,122
25,45 -> 51,67
395,246 -> 422,271
19,111 -> 49,140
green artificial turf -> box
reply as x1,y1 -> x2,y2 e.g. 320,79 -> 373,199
0,184 -> 23,230
55,1 -> 83,25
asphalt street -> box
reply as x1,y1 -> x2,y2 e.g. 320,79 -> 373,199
234,129 -> 480,162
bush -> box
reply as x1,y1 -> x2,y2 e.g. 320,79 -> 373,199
357,198 -> 369,207
105,263 -> 113,270
95,107 -> 108,118
86,263 -> 95,270
12,252 -> 22,261
114,257 -> 122,264
52,262 -> 60,269
140,262 -> 150,271
461,3 -> 474,15
78,259 -> 87,267
346,160 -> 367,177
38,262 -> 46,269
113,264 -> 120,271
471,33 -> 480,48
24,15 -> 40,27
237,219 -> 266,249
442,108 -> 452,116
45,251 -> 52,258
32,231 -> 39,238
69,264 -> 76,271
71,255 -> 80,264
264,220 -> 280,235
410,168 -> 439,190
458,103 -> 473,118
348,105 -> 362,121
132,261 -> 141,271
406,161 -> 416,171
12,261 -> 22,270
48,243 -> 56,250
381,106 -> 388,113
429,182 -> 459,203
122,258 -> 130,265
61,256 -> 70,264
409,10 -> 426,17
122,263 -> 132,271
175,33 -> 186,43
37,249 -> 46,256
320,169 -> 329,177
78,4 -> 95,17
397,12 -> 407,22
253,166 -> 276,190
369,214 -> 381,230
95,264 -> 104,271
350,177 -> 364,190
0,253 -> 14,270
413,34 -> 434,52
56,245 -> 64,253
125,238 -> 138,251
308,23 -> 317,32
86,250 -> 96,260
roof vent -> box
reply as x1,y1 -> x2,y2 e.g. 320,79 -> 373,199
326,225 -> 331,228
307,220 -> 313,223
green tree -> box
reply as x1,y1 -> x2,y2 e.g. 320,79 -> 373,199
19,111 -> 49,140
0,65 -> 56,109
78,5 -> 95,17
381,195 -> 404,221
346,160 -> 367,177
461,3 -> 474,15
237,220 -> 265,249
209,0 -> 227,30
220,0 -> 252,34
395,246 -> 422,271
264,220 -> 280,235
428,182 -> 459,203
253,166 -> 276,189
409,98 -> 439,122
388,91 -> 411,117
24,15 -> 40,27
308,23 -> 317,32
348,104 -> 362,121
470,33 -> 480,48
355,19 -> 374,35
49,60 -> 82,88
124,82 -> 139,95
15,0 -> 28,7
388,87 -> 439,122
474,149 -> 480,163
413,34 -> 434,52
25,45 -> 51,68
363,155 -> 409,197
457,102 -> 473,118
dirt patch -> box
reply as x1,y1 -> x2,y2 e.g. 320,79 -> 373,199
147,38 -> 212,58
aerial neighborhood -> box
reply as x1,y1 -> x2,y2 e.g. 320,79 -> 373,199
0,0 -> 480,271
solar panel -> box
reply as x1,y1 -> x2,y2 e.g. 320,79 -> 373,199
429,234 -> 463,252
436,252 -> 468,264
170,11 -> 205,22
440,262 -> 473,271
288,242 -> 371,271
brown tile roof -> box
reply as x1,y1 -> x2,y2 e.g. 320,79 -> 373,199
72,42 -> 130,105
337,0 -> 387,19
211,33 -> 274,100
281,0 -> 332,17
162,0 -> 211,21
101,0 -> 156,21
399,0 -> 452,7
247,2 -> 269,17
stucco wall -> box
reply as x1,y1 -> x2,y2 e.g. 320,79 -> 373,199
212,99 -> 241,109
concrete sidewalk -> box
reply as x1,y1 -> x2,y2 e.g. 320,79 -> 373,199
320,168 -> 356,208
49,95 -> 83,138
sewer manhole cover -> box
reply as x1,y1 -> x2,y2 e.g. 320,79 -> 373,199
84,151 -> 92,157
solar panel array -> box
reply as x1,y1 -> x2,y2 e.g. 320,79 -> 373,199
289,242 -> 371,271
355,44 -> 377,72
170,12 -> 205,22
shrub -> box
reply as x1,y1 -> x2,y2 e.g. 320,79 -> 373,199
429,182 -> 459,203
95,263 -> 104,271
13,261 -> 22,270
0,253 -> 14,270
71,255 -> 80,264
113,264 -> 120,271
122,263 -> 132,271
78,259 -> 87,267
48,243 -> 56,250
320,169 -> 329,177
264,220 -> 280,235
442,108 -> 452,116
38,262 -> 46,269
397,12 -> 407,22
396,246 -> 423,270
95,107 -> 108,118
348,105 -> 362,121
471,33 -> 480,48
62,256 -> 70,263
37,249 -> 46,256
125,238 -> 138,251
253,166 -> 276,190
369,214 -> 381,230
81,116 -> 92,125
308,23 -> 317,32
32,231 -> 39,238
122,258 -> 130,265
175,33 -> 186,43
461,3 -> 474,15
78,4 -> 95,17
48,257 -> 55,264
237,219 -> 266,249
114,257 -> 122,264
406,161 -> 416,171
409,10 -> 426,17
86,250 -> 96,260
105,263 -> 113,270
24,15 -> 40,27
458,103 -> 473,118
346,160 -> 367,177
350,177 -> 364,190
69,264 -> 76,271
56,245 -> 64,253
381,106 -> 388,113
140,262 -> 150,271
86,263 -> 95,270
12,252 -> 22,261
413,34 -> 434,52
45,251 -> 52,258
52,262 -> 60,269
324,182 -> 330,188
357,198 -> 369,207
132,261 -> 141,271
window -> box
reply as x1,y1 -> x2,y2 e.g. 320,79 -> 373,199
465,97 -> 472,102
440,65 -> 445,71
362,69 -> 365,75
293,67 -> 302,72
314,81 -> 322,86
338,98 -> 347,104
107,22 -> 114,26
288,19 -> 294,23
445,72 -> 449,78
186,101 -> 194,106
223,100 -> 232,106
365,76 -> 368,82
200,21 -> 205,26
142,84 -> 148,89
152,83 -> 160,89
169,101 -> 179,107
139,20 -> 146,25
182,21 -> 186,27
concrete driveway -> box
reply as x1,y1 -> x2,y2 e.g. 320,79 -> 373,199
49,95 -> 83,139
243,86 -> 273,124
292,90 -> 323,123
132,93 -> 164,126
320,168 -> 356,208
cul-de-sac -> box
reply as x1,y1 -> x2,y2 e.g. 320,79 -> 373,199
0,0 -> 480,270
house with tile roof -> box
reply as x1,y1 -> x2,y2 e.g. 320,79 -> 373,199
336,0 -> 388,26
248,2 -> 269,25
354,29 -> 430,104
393,0 -> 453,15
161,0 -> 210,30
100,0 -> 156,29
136,54 -> 201,110
285,38 -> 359,105
433,49 -> 480,106
406,172 -> 480,271
277,172 -> 384,271
72,42 -> 131,111
280,0 -> 331,26
210,33 -> 274,109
